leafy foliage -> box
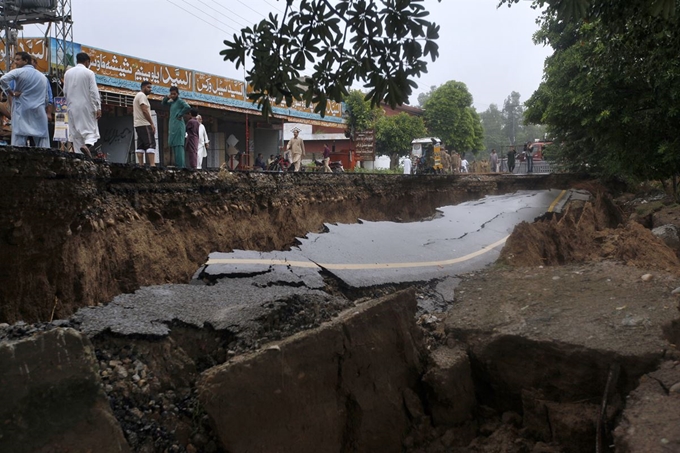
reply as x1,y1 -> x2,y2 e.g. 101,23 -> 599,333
417,85 -> 437,107
524,1 -> 680,185
375,112 -> 428,157
501,0 -> 676,22
422,81 -> 484,153
221,0 -> 441,120
502,91 -> 522,145
343,90 -> 381,140
479,104 -> 505,152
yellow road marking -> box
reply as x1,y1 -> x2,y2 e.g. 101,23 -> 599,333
548,189 -> 567,213
206,191 -> 566,271
206,235 -> 509,270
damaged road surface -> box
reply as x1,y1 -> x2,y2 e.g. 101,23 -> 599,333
4,177 -> 680,453
75,190 -> 570,343
200,190 -> 572,289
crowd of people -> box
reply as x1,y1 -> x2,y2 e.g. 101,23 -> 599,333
0,51 -> 214,169
0,52 -> 540,175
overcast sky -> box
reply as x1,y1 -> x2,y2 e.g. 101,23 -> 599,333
24,0 -> 551,112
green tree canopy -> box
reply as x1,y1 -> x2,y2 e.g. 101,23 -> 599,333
417,85 -> 437,107
422,81 -> 484,153
502,91 -> 523,146
375,112 -> 427,158
480,104 -> 505,152
481,98 -> 547,153
501,0 -> 676,22
343,90 -> 381,140
524,3 -> 680,184
221,0 -> 441,120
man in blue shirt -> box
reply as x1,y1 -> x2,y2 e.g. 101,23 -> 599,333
0,52 -> 50,147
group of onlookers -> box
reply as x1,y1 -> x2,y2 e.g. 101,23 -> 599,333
0,51 -> 211,168
489,142 -> 536,173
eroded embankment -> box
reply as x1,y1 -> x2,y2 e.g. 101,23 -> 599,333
0,148 -> 582,323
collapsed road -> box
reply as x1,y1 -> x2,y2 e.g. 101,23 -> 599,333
73,190 -> 574,338
1,149 -> 679,453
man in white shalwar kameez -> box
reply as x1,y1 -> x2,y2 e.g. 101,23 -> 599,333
0,52 -> 49,147
196,115 -> 210,169
402,156 -> 412,175
63,52 -> 101,157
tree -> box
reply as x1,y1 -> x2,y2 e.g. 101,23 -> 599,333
343,90 -> 381,140
523,4 -> 680,187
375,112 -> 427,165
417,85 -> 437,107
422,81 -> 484,153
221,0 -> 441,120
480,104 -> 505,152
501,0 -> 676,22
502,91 -> 523,146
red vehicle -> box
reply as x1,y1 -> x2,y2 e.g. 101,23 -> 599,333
527,141 -> 552,160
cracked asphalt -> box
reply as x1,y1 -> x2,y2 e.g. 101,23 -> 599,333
202,190 -> 565,286
75,190 -> 571,338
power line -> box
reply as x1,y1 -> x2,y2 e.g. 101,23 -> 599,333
208,0 -> 260,27
181,0 -> 243,34
195,0 -> 250,29
164,0 -> 236,35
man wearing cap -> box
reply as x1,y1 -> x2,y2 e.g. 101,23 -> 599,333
286,128 -> 305,171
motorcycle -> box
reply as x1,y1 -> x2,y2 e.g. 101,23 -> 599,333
313,159 -> 344,173
267,154 -> 293,172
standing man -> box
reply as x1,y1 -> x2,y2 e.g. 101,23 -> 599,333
162,86 -> 191,168
184,108 -> 200,170
490,149 -> 499,172
63,52 -> 101,158
0,52 -> 50,147
322,143 -> 332,173
133,81 -> 156,166
286,128 -> 305,171
460,156 -> 469,173
196,114 -> 210,169
402,155 -> 412,175
507,147 -> 517,173
525,142 -> 534,173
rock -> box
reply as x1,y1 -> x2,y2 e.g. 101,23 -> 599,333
672,287 -> 680,296
641,273 -> 653,282
0,328 -> 130,453
652,224 -> 680,251
614,361 -> 680,452
115,365 -> 129,379
422,346 -> 476,427
199,289 -> 423,453
670,382 -> 680,394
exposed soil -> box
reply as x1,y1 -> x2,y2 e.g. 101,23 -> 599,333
0,148 -> 583,324
408,184 -> 680,453
4,150 -> 680,452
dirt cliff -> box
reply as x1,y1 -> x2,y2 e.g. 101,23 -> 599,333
0,148 -> 582,323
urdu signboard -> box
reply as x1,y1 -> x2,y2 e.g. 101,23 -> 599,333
82,45 -> 193,92
354,129 -> 376,162
42,38 -> 343,124
0,38 -> 49,72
